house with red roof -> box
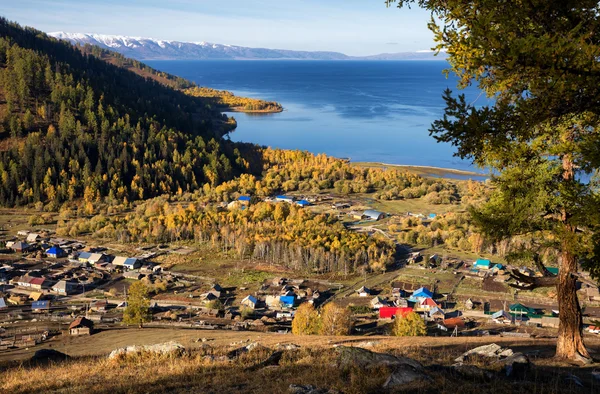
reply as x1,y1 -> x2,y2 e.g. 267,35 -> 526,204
419,297 -> 439,311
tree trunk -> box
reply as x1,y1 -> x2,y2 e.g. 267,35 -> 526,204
555,152 -> 591,363
555,246 -> 591,363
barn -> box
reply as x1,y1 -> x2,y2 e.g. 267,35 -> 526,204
379,306 -> 413,319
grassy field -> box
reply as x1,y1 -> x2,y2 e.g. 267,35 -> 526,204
1,328 -> 598,393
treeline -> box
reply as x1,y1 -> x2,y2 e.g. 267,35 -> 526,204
58,197 -> 397,274
195,149 -> 463,204
79,44 -> 195,90
0,18 -> 250,207
185,87 -> 283,112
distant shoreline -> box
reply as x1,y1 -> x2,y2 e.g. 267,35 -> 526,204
353,161 -> 488,179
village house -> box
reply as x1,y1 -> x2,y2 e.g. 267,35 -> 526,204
491,310 -> 512,324
442,317 -> 466,331
332,202 -> 350,209
123,271 -> 143,280
90,300 -> 109,313
29,291 -> 43,301
295,200 -> 311,208
275,195 -> 295,204
408,287 -> 433,303
509,303 -> 536,320
69,316 -> 94,336
357,286 -> 372,297
46,246 -> 66,258
474,259 -> 492,270
419,297 -> 439,312
29,277 -> 48,291
363,209 -> 385,221
31,300 -> 50,313
17,230 -> 29,237
26,233 -> 41,243
0,297 -> 6,310
13,275 -> 33,288
10,241 -> 31,253
464,298 -> 474,310
241,295 -> 258,309
394,298 -> 409,308
279,295 -> 295,308
428,307 -> 445,320
370,296 -> 387,309
78,252 -> 106,265
379,306 -> 413,319
237,195 -> 251,205
52,280 -> 76,295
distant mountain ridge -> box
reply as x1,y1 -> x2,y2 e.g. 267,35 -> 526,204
48,32 -> 446,61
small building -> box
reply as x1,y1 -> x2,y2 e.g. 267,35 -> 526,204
46,246 -> 66,258
279,295 -> 295,308
52,280 -> 76,295
69,316 -> 94,336
123,258 -> 141,270
509,303 -> 536,318
295,200 -> 311,208
370,296 -> 387,309
442,317 -> 466,330
29,291 -> 43,301
363,209 -> 385,221
464,298 -> 474,310
547,267 -> 559,275
276,195 -> 294,204
357,286 -> 372,297
78,252 -> 105,265
11,241 -> 31,253
201,292 -> 219,302
90,300 -> 108,312
428,307 -> 445,320
419,297 -> 439,311
474,259 -> 492,270
394,298 -> 409,308
491,310 -> 512,324
241,295 -> 258,309
29,277 -> 47,290
123,271 -> 143,280
428,213 -> 437,219
379,306 -> 413,319
237,195 -> 251,205
17,230 -> 30,237
409,287 -> 433,302
0,297 -> 6,310
32,300 -> 50,313
26,233 -> 41,243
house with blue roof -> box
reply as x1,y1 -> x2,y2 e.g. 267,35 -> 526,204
276,195 -> 295,203
241,295 -> 258,309
474,259 -> 492,270
238,195 -> 251,204
46,246 -> 66,258
279,295 -> 295,308
409,287 -> 433,303
295,200 -> 311,208
32,300 -> 50,312
428,213 -> 437,219
0,297 -> 6,310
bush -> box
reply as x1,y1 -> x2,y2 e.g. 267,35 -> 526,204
392,311 -> 427,336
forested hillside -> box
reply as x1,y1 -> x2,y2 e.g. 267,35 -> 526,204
0,18 -> 249,207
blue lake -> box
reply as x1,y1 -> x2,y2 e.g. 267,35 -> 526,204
147,60 -> 490,172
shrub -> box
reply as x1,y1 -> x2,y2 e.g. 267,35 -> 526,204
319,303 -> 352,336
292,303 -> 320,335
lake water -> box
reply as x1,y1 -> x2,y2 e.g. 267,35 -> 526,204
147,60 -> 489,172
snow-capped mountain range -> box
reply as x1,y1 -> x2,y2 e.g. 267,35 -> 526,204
48,32 -> 446,61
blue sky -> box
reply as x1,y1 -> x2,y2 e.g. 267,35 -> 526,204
3,0 -> 436,55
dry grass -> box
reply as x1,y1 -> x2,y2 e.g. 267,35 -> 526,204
1,331 -> 599,393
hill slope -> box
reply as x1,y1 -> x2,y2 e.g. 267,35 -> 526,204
49,32 -> 448,61
0,18 -> 254,207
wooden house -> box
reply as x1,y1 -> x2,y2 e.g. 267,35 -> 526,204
69,316 -> 94,336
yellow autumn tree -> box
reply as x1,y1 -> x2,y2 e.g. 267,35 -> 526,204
392,311 -> 426,337
319,303 -> 352,336
292,303 -> 320,335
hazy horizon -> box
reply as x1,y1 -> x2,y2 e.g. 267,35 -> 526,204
4,0 -> 436,56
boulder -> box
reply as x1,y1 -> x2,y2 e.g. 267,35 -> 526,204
108,341 -> 185,359
276,343 -> 301,351
30,348 -> 70,364
455,343 -> 513,363
335,346 -> 429,387
498,353 -> 530,379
